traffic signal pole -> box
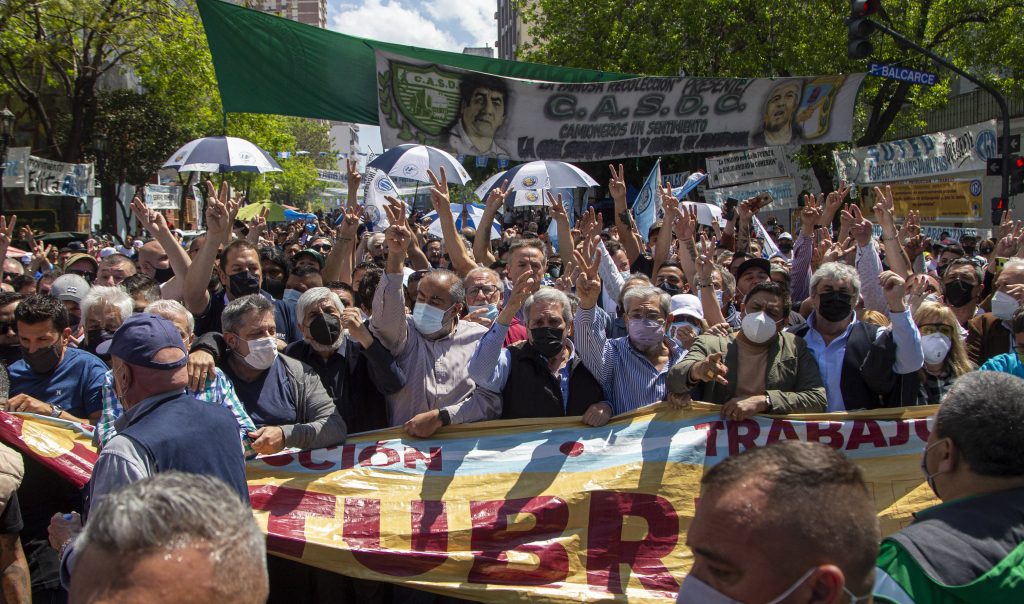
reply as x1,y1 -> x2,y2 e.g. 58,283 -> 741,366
866,19 -> 1012,206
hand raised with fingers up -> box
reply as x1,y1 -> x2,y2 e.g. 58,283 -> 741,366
203,180 -> 234,239
346,158 -> 362,190
546,190 -> 569,222
573,246 -> 602,309
872,185 -> 897,230
608,163 -> 627,201
505,270 -> 537,315
674,203 -> 698,242
841,203 -> 873,247
427,167 -> 451,215
130,194 -> 166,234
0,214 -> 17,261
486,179 -> 513,214
337,203 -> 364,240
383,196 -> 412,250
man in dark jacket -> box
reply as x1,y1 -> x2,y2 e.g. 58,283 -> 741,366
468,277 -> 611,427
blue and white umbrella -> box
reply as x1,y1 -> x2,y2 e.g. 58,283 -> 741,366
423,204 -> 501,240
162,136 -> 282,174
368,144 -> 471,185
476,161 -> 598,200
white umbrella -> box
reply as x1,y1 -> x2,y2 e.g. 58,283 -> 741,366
162,136 -> 282,173
476,160 -> 598,200
422,204 -> 500,239
473,170 -> 507,201
368,144 -> 471,185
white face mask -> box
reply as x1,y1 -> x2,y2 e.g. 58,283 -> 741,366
238,336 -> 278,370
991,290 -> 1020,321
921,332 -> 952,364
740,311 -> 778,344
676,568 -> 869,604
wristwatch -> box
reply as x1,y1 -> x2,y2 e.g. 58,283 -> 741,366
49,404 -> 62,418
438,409 -> 451,426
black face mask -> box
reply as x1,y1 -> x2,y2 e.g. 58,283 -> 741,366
228,270 -> 261,298
659,282 -> 681,296
153,266 -> 175,284
962,246 -> 976,256
262,277 -> 285,300
84,329 -> 116,358
944,279 -> 975,308
936,264 -> 949,278
68,314 -> 82,331
548,265 -> 562,279
778,243 -> 793,252
310,313 -> 342,346
817,291 -> 853,322
21,343 -> 61,374
530,327 -> 564,358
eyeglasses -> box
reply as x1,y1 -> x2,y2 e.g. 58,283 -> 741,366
919,323 -> 956,339
310,244 -> 332,252
2,272 -> 19,282
466,285 -> 500,298
0,321 -> 16,335
68,269 -> 96,283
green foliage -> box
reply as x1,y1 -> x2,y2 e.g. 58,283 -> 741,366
95,89 -> 185,186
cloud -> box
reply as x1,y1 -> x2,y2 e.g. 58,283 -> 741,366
329,0 -> 460,51
329,0 -> 496,51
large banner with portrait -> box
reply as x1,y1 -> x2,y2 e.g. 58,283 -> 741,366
0,403 -> 936,603
375,51 -> 866,162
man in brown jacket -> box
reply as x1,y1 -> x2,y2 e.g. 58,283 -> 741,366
967,258 -> 1024,366
666,281 -> 826,420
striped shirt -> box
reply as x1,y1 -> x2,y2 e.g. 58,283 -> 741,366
573,306 -> 684,415
96,368 -> 257,457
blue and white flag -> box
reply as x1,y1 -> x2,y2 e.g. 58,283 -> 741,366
672,170 -> 707,201
752,215 -> 781,259
633,159 -> 661,243
361,167 -> 399,232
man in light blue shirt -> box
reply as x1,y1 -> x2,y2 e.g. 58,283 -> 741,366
789,262 -> 923,411
979,305 -> 1024,379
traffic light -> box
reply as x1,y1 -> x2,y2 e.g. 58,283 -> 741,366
847,0 -> 881,59
1011,155 -> 1024,196
992,197 -> 1007,226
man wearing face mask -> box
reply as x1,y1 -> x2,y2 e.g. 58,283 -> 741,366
184,186 -> 299,343
574,254 -> 685,414
789,262 -> 923,410
215,295 -> 345,455
78,286 -> 133,363
681,441 -> 878,604
874,371 -> 1024,603
282,287 -> 399,433
941,258 -> 984,329
772,231 -> 795,263
667,281 -> 826,418
978,305 -> 1024,378
466,283 -> 610,428
6,295 -> 104,423
966,258 -> 1024,366
370,200 -> 501,437
463,267 -> 527,344
49,273 -> 90,347
0,293 -> 23,367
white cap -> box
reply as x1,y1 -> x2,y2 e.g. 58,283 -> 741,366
99,247 -> 118,258
778,232 -> 794,241
670,294 -> 704,321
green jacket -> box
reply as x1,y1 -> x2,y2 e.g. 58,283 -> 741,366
666,331 -> 826,413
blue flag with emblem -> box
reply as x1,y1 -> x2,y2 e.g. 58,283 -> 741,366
633,159 -> 661,243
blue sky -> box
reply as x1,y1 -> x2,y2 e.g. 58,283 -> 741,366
327,0 -> 497,52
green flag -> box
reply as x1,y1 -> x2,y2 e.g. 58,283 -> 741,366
196,0 -> 634,125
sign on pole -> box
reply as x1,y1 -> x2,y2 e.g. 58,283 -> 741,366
868,63 -> 937,86
144,184 -> 182,210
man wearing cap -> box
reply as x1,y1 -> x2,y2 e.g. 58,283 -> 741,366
733,256 -> 804,328
6,295 -> 105,423
773,232 -> 794,263
49,273 -> 91,346
292,248 -> 325,274
62,253 -> 97,285
668,294 -> 706,354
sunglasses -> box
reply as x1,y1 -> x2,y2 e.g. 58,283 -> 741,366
310,244 -> 332,252
919,323 -> 956,339
0,321 -> 16,335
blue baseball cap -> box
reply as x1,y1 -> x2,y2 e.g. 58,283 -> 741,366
96,313 -> 187,369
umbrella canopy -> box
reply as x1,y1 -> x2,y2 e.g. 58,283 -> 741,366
162,136 -> 282,174
680,202 -> 723,226
422,204 -> 500,240
473,171 -> 507,201
37,232 -> 90,245
477,161 -> 598,200
236,201 -> 288,223
368,144 -> 471,185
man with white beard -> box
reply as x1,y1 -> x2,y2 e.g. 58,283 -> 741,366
283,287 -> 403,433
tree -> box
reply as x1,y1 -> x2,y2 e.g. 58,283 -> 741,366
519,0 -> 1023,187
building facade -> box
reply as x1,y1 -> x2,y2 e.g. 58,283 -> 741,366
243,0 -> 327,28
495,0 -> 535,61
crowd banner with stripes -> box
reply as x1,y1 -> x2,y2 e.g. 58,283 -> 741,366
0,403 -> 938,602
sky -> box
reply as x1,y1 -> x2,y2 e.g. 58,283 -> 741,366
327,0 -> 497,52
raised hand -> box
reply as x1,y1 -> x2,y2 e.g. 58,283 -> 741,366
203,180 -> 232,239
337,203 -> 364,239
383,196 -> 412,252
690,351 -> 729,385
0,214 -> 17,261
872,185 -> 897,230
997,209 -> 1016,240
505,270 -> 537,315
486,179 -> 513,214
608,163 -> 627,201
546,190 -> 568,222
801,193 -> 823,236
573,247 -> 602,309
842,203 -> 873,247
904,234 -> 929,261
346,158 -> 362,190
674,204 -> 698,242
696,253 -> 714,282
554,266 -> 580,293
880,270 -> 908,312
824,236 -> 857,264
427,167 -> 451,215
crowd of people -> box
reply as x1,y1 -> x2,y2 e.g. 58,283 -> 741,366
0,156 -> 1022,602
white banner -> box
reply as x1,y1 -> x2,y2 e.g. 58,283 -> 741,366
361,168 -> 399,232
24,156 -> 94,198
376,50 -> 867,162
144,184 -> 181,210
833,120 -> 998,185
705,178 -> 802,212
706,147 -> 792,187
1,147 -> 29,189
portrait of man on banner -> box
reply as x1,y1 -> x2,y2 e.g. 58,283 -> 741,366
445,73 -> 511,159
749,79 -> 804,148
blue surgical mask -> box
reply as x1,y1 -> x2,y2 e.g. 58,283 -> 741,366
714,288 -> 725,309
283,288 -> 303,304
619,270 -> 632,280
412,302 -> 452,336
468,303 -> 499,321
